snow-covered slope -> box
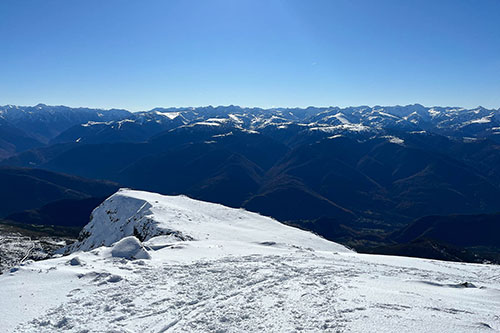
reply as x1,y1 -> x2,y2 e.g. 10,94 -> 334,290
65,189 -> 349,254
1,190 -> 499,332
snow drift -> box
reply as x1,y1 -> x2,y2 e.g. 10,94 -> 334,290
110,236 -> 151,260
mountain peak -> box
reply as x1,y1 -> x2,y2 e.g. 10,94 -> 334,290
66,189 -> 350,254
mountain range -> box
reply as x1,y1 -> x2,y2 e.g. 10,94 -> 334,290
1,103 -> 500,262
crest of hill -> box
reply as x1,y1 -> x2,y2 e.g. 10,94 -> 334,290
66,189 -> 350,254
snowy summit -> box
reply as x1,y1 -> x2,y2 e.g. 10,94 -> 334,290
64,189 -> 348,254
1,189 -> 499,332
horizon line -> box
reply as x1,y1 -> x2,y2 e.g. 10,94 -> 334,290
2,102 -> 498,113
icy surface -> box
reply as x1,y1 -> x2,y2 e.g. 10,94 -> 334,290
1,190 -> 499,332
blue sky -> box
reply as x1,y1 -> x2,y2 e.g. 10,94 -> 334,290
1,0 -> 499,110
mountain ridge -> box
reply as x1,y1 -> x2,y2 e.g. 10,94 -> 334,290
2,189 -> 499,332
2,103 -> 500,263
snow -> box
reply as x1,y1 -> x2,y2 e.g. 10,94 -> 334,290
324,113 -> 351,124
189,121 -> 221,127
428,109 -> 441,117
462,116 -> 492,126
81,121 -> 112,127
64,189 -> 347,254
155,111 -> 181,119
383,135 -> 405,145
212,132 -> 233,138
115,119 -> 136,129
373,110 -> 400,119
111,237 -> 151,260
68,257 -> 83,266
1,189 -> 500,332
241,128 -> 260,134
257,116 -> 290,128
334,113 -> 350,124
309,123 -> 369,133
205,118 -> 229,123
228,114 -> 243,124
0,231 -> 64,271
471,117 -> 492,124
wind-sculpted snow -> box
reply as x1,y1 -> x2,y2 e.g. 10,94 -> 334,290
66,189 -> 349,254
1,190 -> 500,332
111,236 -> 151,260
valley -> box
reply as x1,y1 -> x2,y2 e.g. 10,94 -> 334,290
1,104 -> 500,264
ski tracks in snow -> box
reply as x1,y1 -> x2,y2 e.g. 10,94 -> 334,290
13,250 -> 500,332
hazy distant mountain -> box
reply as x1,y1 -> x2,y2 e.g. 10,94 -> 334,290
5,196 -> 107,229
0,167 -> 119,216
0,118 -> 44,159
0,104 -> 130,157
50,110 -> 188,145
31,104 -> 500,146
364,212 -> 500,263
2,103 -> 500,258
392,212 -> 500,248
2,104 -> 500,224
2,103 -> 500,149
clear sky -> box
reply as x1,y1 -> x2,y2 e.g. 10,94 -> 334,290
1,0 -> 499,111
